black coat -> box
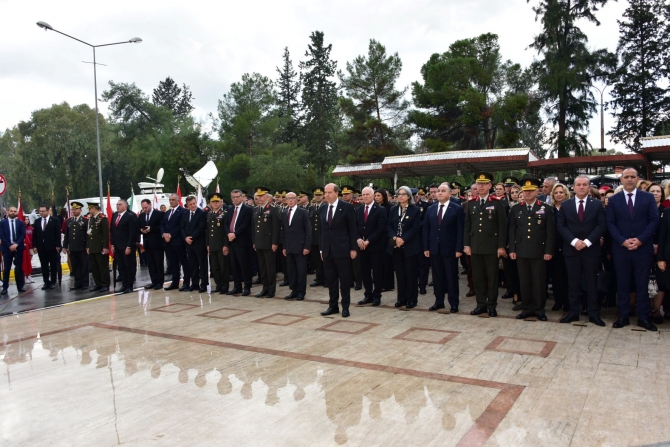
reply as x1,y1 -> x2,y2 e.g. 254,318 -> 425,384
138,210 -> 165,249
657,208 -> 670,262
161,206 -> 187,246
110,211 -> 139,250
281,206 -> 312,254
355,203 -> 388,253
181,207 -> 207,248
557,197 -> 606,257
225,203 -> 253,248
33,216 -> 62,251
386,204 -> 422,257
319,200 -> 358,258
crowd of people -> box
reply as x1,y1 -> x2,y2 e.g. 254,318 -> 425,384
1,167 -> 669,331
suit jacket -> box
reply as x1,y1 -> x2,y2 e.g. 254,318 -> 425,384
225,203 -> 253,247
606,189 -> 659,256
0,218 -> 26,251
556,197 -> 606,257
422,201 -> 464,256
386,204 -> 422,257
33,216 -> 62,251
181,207 -> 207,248
138,210 -> 165,249
657,208 -> 670,262
319,200 -> 358,258
162,206 -> 187,246
110,211 -> 138,250
355,203 -> 388,253
281,206 -> 312,254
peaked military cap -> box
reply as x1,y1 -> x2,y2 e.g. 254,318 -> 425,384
341,185 -> 354,194
450,181 -> 462,189
208,192 -> 223,202
503,176 -> 520,186
254,186 -> 270,196
312,187 -> 324,195
474,172 -> 494,184
70,201 -> 84,209
521,178 -> 541,191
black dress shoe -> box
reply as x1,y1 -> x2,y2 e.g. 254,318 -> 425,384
406,303 -> 417,309
252,277 -> 262,285
198,287 -> 208,293
296,295 -> 304,301
189,286 -> 199,292
428,281 -> 433,287
652,316 -> 664,325
154,284 -> 163,290
48,284 -> 56,289
15,288 -> 24,293
394,301 -> 405,308
90,285 -> 102,292
450,306 -> 459,313
354,282 -> 362,291
357,298 -> 374,305
372,299 -> 381,306
466,290 -> 476,297
470,307 -> 488,315
321,307 -> 339,316
516,311 -> 534,319
589,316 -> 606,326
70,286 -> 82,291
164,284 -> 179,291
219,289 -> 229,295
212,287 -> 221,294
121,287 -> 132,294
1,289 -> 7,295
536,314 -> 548,321
637,319 -> 658,331
242,289 -> 251,296
279,281 -> 289,287
419,288 -> 427,295
560,314 -> 580,323
255,289 -> 269,298
41,283 -> 50,290
429,304 -> 445,311
144,284 -> 156,290
310,281 -> 322,287
179,286 -> 190,292
342,309 -> 350,318
99,287 -> 109,292
488,308 -> 497,317
612,317 -> 630,328
226,288 -> 241,295
501,292 -> 513,299
285,292 -> 297,300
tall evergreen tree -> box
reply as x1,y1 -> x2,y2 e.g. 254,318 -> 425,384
338,39 -> 410,163
152,77 -> 195,118
609,0 -> 670,152
300,31 -> 339,181
529,0 -> 616,157
275,47 -> 301,144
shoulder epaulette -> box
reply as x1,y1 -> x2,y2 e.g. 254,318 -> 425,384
489,195 -> 500,201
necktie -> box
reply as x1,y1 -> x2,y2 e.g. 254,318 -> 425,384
328,205 -> 334,227
627,193 -> 634,217
42,218 -> 46,231
287,208 -> 292,225
578,200 -> 584,222
364,206 -> 369,223
480,199 -> 485,208
190,211 -> 194,222
231,207 -> 238,231
169,208 -> 175,220
528,205 -> 532,213
115,214 -> 121,227
10,219 -> 15,244
438,205 -> 444,225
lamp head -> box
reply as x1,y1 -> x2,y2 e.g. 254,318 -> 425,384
37,21 -> 53,31
129,37 -> 142,43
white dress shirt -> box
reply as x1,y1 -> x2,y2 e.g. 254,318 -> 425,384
287,205 -> 297,225
571,196 -> 592,248
437,201 -> 449,219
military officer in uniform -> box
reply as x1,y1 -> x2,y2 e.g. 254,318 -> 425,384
298,191 -> 310,208
206,192 -> 231,294
252,186 -> 281,298
86,204 -> 110,292
309,187 -> 326,287
63,201 -> 89,290
341,185 -> 362,289
463,172 -> 508,317
508,178 -> 555,320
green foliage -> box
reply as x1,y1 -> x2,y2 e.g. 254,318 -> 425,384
248,143 -> 306,192
152,77 -> 195,118
275,48 -> 301,144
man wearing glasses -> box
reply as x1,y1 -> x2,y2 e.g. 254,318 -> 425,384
162,194 -> 190,291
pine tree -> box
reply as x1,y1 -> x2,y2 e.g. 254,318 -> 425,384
529,0 -> 616,157
275,47 -> 301,144
609,0 -> 670,152
152,77 -> 194,118
300,31 -> 339,182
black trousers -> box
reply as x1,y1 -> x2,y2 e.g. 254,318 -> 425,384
69,250 -> 89,287
257,248 -> 277,294
144,245 -> 165,286
309,245 -> 325,283
115,246 -> 136,289
230,243 -> 253,290
564,255 -> 600,317
471,253 -> 499,309
550,251 -> 569,310
382,252 -> 395,290
89,252 -> 110,287
418,254 -> 430,288
351,255 -> 362,285
323,254 -> 353,309
286,252 -> 308,296
276,244 -> 287,279
392,249 -> 419,305
360,249 -> 383,300
165,243 -> 190,287
186,243 -> 208,288
503,256 -> 520,295
2,248 -> 24,290
209,249 -> 230,292
517,257 -> 548,314
431,252 -> 459,307
38,249 -> 60,285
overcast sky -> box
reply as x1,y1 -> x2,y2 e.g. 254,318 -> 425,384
0,0 -> 628,153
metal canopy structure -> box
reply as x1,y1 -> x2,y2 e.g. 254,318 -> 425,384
528,153 -> 645,172
331,163 -> 387,179
641,136 -> 670,162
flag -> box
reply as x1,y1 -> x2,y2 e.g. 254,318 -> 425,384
196,184 -> 205,209
129,183 -> 135,213
176,179 -> 183,206
216,177 -> 220,193
153,189 -> 159,210
51,188 -> 56,217
106,183 -> 114,259
66,187 -> 71,218
17,189 -> 24,222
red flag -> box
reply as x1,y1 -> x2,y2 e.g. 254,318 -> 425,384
17,191 -> 24,222
176,182 -> 183,206
106,186 -> 114,259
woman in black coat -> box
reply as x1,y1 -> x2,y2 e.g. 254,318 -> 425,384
375,189 -> 395,291
387,186 -> 422,308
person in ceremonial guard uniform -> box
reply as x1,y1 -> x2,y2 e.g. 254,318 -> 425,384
206,192 -> 231,294
252,186 -> 281,298
309,187 -> 326,287
86,204 -> 110,292
508,178 -> 555,320
63,201 -> 89,290
463,172 -> 508,317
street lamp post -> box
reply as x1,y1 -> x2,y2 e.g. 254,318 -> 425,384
36,21 -> 141,207
582,81 -> 608,155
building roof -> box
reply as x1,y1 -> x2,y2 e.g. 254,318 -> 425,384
331,163 -> 388,178
528,153 -> 646,172
641,136 -> 670,161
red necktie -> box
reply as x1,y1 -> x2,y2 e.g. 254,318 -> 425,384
438,204 -> 444,225
115,214 -> 121,227
578,200 -> 584,223
231,207 -> 238,231
627,193 -> 634,217
364,206 -> 369,223
328,205 -> 333,227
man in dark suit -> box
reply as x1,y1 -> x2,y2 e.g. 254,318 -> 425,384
557,175 -> 607,325
281,192 -> 312,300
181,195 -> 208,293
162,194 -> 190,291
63,201 -> 89,291
606,167 -> 660,331
422,182 -> 464,313
319,183 -> 358,317
226,189 -> 254,296
138,199 -> 165,290
252,186 -> 281,298
355,187 -> 388,307
33,205 -> 62,290
110,199 -> 138,293
0,206 -> 26,295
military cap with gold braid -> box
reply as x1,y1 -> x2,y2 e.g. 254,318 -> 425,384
274,191 -> 282,198
521,178 -> 541,191
70,201 -> 84,209
503,176 -> 520,186
87,202 -> 99,209
254,186 -> 271,196
240,189 -> 247,197
417,187 -> 427,195
450,181 -> 462,189
208,192 -> 223,202
341,185 -> 354,195
474,172 -> 494,184
297,191 -> 309,198
312,186 -> 324,195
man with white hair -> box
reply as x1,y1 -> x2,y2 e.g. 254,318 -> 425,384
355,187 -> 388,306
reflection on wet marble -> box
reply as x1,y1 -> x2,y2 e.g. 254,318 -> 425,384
2,278 -> 670,446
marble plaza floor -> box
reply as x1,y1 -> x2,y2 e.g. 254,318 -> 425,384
2,274 -> 670,446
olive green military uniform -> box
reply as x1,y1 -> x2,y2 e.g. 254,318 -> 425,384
64,214 -> 90,288
253,203 -> 281,296
86,213 -> 110,288
309,202 -> 326,285
508,199 -> 555,315
464,195 -> 507,310
206,206 -> 230,293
